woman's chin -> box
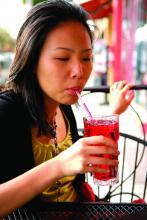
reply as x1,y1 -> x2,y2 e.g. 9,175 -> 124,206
61,97 -> 78,105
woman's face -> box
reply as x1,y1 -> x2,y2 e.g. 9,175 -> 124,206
36,21 -> 93,105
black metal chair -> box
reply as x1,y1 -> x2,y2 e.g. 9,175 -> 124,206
77,85 -> 147,203
79,130 -> 147,203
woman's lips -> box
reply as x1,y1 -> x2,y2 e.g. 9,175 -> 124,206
66,88 -> 82,95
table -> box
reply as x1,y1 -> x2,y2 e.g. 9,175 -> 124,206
3,202 -> 147,220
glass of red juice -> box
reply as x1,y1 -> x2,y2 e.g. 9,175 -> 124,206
83,114 -> 119,186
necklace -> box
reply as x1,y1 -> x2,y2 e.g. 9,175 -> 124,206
46,120 -> 58,156
46,116 -> 61,201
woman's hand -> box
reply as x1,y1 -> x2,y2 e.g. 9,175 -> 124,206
56,136 -> 119,177
109,81 -> 135,115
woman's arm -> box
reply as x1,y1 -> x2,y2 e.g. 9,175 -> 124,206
0,157 -> 62,218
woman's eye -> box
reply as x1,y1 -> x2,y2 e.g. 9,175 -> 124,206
82,57 -> 92,62
56,58 -> 69,61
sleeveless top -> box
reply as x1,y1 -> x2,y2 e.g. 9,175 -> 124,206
32,116 -> 78,202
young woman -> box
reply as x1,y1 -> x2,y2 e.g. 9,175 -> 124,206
0,0 -> 134,217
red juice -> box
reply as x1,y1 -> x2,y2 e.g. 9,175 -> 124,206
83,115 -> 119,185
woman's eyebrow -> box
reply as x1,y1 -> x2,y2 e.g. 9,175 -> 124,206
54,47 -> 92,53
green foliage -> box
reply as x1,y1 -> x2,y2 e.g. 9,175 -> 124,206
22,0 -> 44,5
32,0 -> 44,5
0,28 -> 15,52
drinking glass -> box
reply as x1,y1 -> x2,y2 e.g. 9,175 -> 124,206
83,114 -> 119,186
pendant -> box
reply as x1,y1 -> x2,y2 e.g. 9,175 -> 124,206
54,147 -> 58,156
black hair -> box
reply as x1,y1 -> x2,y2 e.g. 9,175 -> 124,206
8,0 -> 93,135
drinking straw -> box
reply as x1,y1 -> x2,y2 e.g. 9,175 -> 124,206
75,91 -> 92,117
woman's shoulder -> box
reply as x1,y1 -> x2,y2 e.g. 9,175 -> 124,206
0,90 -> 32,133
0,90 -> 21,108
0,89 -> 20,101
0,89 -> 26,116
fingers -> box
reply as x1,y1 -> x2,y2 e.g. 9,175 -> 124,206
85,165 -> 112,174
120,84 -> 135,104
83,136 -> 118,149
125,90 -> 135,103
110,80 -> 128,92
81,136 -> 119,174
85,145 -> 119,156
85,165 -> 115,173
110,81 -> 134,93
121,83 -> 134,94
86,156 -> 118,166
84,158 -> 118,173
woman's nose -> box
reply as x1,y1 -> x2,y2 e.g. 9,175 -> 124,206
71,62 -> 83,79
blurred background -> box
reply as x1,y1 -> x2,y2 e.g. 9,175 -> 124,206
0,0 -> 146,98
0,0 -> 146,203
0,0 -> 146,86
0,0 -> 147,133
1,0 -> 146,130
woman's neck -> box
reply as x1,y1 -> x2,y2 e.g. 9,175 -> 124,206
44,97 -> 59,123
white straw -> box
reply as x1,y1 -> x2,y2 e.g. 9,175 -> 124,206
75,91 -> 92,117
